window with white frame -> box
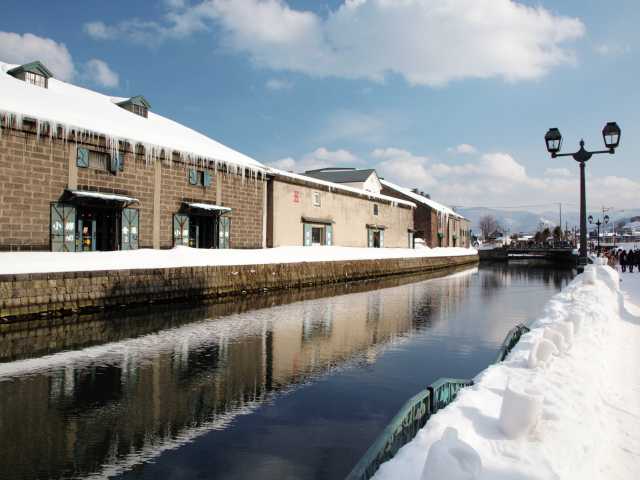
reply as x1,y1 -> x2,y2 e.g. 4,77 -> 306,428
312,191 -> 321,207
25,72 -> 47,88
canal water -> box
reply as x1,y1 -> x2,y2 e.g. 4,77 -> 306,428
0,263 -> 574,480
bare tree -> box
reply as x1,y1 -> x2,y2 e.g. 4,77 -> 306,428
479,215 -> 498,239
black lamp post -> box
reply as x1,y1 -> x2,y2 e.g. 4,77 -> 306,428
544,122 -> 621,265
588,214 -> 609,253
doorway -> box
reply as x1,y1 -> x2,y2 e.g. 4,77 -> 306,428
77,206 -> 119,251
188,215 -> 217,249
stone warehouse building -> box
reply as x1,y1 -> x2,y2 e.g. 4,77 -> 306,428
266,169 -> 415,248
300,168 -> 470,248
0,60 -> 266,251
380,180 -> 471,248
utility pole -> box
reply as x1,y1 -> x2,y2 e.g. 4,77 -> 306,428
559,202 -> 562,237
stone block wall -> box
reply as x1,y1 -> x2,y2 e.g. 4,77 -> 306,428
0,124 -> 265,251
0,126 -> 69,250
0,255 -> 478,319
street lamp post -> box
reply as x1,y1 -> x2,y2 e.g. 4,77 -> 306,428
589,214 -> 609,253
544,122 -> 621,265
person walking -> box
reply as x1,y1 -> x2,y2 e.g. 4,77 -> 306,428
620,249 -> 627,273
635,249 -> 640,273
629,249 -> 636,273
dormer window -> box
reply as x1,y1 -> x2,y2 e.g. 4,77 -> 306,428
116,96 -> 151,118
7,61 -> 53,89
25,72 -> 47,88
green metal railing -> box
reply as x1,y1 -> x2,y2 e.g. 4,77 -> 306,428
495,324 -> 530,362
345,323 -> 530,480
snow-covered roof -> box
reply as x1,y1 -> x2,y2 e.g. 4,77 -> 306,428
379,179 -> 465,219
268,167 -> 416,208
70,190 -> 138,203
0,61 -> 263,174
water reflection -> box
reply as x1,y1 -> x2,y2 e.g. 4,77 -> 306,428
0,264 -> 574,480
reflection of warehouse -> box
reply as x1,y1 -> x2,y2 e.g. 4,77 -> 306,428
0,274 -> 465,478
0,60 -> 265,252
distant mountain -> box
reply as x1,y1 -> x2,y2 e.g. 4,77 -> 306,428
456,207 -> 640,235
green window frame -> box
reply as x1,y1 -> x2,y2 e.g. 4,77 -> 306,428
173,214 -> 190,246
50,203 -> 76,252
76,147 -> 89,168
121,208 -> 139,250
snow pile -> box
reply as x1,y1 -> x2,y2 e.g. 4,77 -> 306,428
0,61 -> 263,176
373,264 -> 640,480
420,427 -> 482,480
0,245 -> 477,275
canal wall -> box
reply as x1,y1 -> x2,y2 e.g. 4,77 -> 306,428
0,255 -> 477,320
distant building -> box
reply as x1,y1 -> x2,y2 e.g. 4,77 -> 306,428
379,180 -> 471,248
0,60 -> 266,251
266,169 -> 415,248
303,168 -> 382,194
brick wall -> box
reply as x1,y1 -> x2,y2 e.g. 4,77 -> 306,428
0,126 -> 69,250
0,254 -> 479,319
76,143 -> 156,248
0,125 -> 265,250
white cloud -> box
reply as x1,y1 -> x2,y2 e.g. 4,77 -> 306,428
374,148 -> 639,209
544,167 -> 572,177
317,110 -> 387,144
269,147 -> 361,172
594,43 -> 631,57
0,31 -> 75,80
265,78 -> 293,90
271,145 -> 639,209
83,59 -> 119,88
85,0 -> 585,86
0,30 -> 120,90
372,148 -> 435,187
448,144 -> 477,155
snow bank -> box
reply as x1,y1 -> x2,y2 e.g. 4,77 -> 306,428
0,245 -> 477,275
373,265 -> 640,480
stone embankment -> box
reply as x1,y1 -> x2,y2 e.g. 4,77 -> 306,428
0,255 -> 477,320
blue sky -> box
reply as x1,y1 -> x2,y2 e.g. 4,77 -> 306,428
1,0 -> 638,212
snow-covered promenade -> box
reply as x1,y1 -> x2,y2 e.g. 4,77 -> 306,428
0,245 -> 476,275
373,264 -> 640,480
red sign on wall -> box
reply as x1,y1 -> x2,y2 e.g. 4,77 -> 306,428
293,191 -> 300,203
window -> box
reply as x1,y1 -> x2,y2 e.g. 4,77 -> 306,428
373,204 -> 379,216
312,191 -> 321,207
131,104 -> 148,118
303,223 -> 333,246
25,71 -> 46,88
89,150 -> 109,170
188,169 -> 212,187
77,147 -> 121,173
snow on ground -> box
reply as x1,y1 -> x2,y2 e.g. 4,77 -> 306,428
0,245 -> 477,275
373,264 -> 640,480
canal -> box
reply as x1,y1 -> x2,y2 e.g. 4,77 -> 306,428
0,263 -> 574,480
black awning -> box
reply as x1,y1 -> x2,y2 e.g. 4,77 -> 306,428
301,216 -> 335,225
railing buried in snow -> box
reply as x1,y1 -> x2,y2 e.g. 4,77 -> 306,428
344,323 -> 530,480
